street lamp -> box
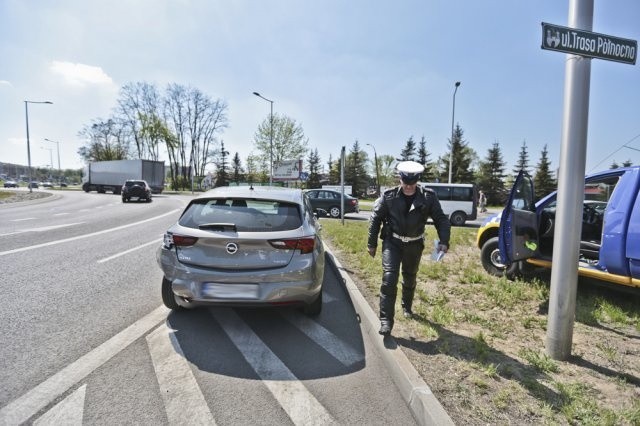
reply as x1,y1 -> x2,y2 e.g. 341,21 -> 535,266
448,81 -> 461,184
253,92 -> 274,186
25,100 -> 53,192
366,143 -> 380,197
44,138 -> 62,186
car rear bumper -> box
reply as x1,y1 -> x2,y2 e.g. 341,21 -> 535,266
157,247 -> 323,307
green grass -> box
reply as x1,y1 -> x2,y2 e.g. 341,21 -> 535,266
320,218 -> 640,425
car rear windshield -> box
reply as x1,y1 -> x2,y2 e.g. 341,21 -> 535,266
125,181 -> 145,187
179,198 -> 303,232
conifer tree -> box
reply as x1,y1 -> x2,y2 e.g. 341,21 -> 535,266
442,124 -> 475,183
533,144 -> 556,201
232,152 -> 243,184
513,140 -> 531,176
306,148 -> 322,189
417,135 -> 433,181
476,142 -> 507,205
398,136 -> 417,161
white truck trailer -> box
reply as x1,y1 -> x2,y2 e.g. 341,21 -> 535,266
82,159 -> 165,194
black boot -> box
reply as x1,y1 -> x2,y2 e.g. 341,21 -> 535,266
379,321 -> 393,336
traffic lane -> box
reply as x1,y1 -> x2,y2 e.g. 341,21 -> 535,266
0,193 -> 186,252
2,256 -> 417,424
0,217 -> 170,406
80,257 -> 417,424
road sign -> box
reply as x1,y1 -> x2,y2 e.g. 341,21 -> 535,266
299,172 -> 309,181
273,159 -> 302,181
541,22 -> 637,65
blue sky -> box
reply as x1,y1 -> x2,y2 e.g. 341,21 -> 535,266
1,1 -> 638,175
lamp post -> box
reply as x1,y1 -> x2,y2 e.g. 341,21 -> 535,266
366,143 -> 380,197
44,138 -> 62,186
448,81 -> 461,184
253,92 -> 274,186
25,100 -> 53,192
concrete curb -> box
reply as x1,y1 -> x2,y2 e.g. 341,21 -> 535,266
324,244 -> 454,426
0,191 -> 61,209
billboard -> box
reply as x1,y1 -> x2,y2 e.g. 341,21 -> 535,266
273,159 -> 303,181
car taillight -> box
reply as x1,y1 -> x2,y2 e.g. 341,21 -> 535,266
164,233 -> 198,248
350,200 -> 357,206
269,237 -> 315,254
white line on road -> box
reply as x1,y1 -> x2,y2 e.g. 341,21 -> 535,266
210,308 -> 336,426
53,212 -> 70,216
97,238 -> 162,263
10,217 -> 36,222
0,222 -> 85,237
0,306 -> 169,425
0,209 -> 180,256
282,311 -> 363,367
33,384 -> 86,426
146,323 -> 217,425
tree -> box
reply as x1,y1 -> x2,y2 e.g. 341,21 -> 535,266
476,142 -> 507,205
116,82 -> 161,160
416,136 -> 434,181
306,148 -> 322,189
513,140 -> 531,176
231,152 -> 243,184
378,154 -> 397,187
622,159 -> 633,167
345,140 -> 369,197
253,113 -> 308,176
442,124 -> 475,183
77,119 -> 129,162
533,144 -> 556,201
398,136 -> 417,161
214,141 -> 230,187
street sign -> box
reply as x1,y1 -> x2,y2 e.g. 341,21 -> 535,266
541,22 -> 637,65
299,172 -> 309,181
273,159 -> 302,181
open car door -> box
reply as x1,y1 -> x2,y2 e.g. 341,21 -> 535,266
498,170 -> 539,265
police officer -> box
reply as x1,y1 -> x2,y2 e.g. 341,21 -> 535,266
367,161 -> 451,336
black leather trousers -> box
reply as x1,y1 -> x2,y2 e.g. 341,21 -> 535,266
379,237 -> 424,325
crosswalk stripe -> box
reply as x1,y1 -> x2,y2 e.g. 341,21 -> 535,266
281,311 -> 363,367
33,384 -> 86,426
210,308 -> 337,426
0,306 -> 169,425
146,323 -> 216,425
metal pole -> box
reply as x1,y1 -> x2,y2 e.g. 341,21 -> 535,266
367,143 -> 380,197
448,82 -> 461,184
24,100 -> 53,192
269,100 -> 273,187
25,102 -> 32,193
253,92 -> 274,186
340,146 -> 345,225
546,0 -> 593,361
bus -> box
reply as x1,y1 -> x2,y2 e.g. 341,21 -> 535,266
420,183 -> 478,226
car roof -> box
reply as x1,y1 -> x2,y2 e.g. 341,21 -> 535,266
197,186 -> 305,204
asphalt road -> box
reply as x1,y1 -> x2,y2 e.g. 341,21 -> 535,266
0,191 -> 417,425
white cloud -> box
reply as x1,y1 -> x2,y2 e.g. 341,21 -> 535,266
50,61 -> 114,87
0,80 -> 12,87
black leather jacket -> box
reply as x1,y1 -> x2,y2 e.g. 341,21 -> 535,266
367,186 -> 451,248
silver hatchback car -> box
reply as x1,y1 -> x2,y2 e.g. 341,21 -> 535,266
157,186 -> 325,315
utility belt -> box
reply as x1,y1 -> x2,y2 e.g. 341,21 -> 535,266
391,232 -> 424,243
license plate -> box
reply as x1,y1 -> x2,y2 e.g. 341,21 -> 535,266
202,283 -> 259,299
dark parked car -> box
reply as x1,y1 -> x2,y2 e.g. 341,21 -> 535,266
3,180 -> 19,188
28,181 -> 39,189
157,186 -> 325,315
304,189 -> 360,218
121,180 -> 152,203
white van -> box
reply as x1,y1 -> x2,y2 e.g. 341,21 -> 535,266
420,183 -> 478,226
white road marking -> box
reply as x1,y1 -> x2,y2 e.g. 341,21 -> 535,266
0,306 -> 169,425
97,238 -> 162,263
282,311 -> 363,367
10,217 -> 36,222
146,323 -> 217,425
210,308 -> 336,426
0,222 -> 85,237
0,209 -> 180,256
33,384 -> 86,426
53,212 -> 70,216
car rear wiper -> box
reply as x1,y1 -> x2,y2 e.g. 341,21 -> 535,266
198,222 -> 237,232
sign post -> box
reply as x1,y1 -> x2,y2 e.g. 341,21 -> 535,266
541,2 -> 636,361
